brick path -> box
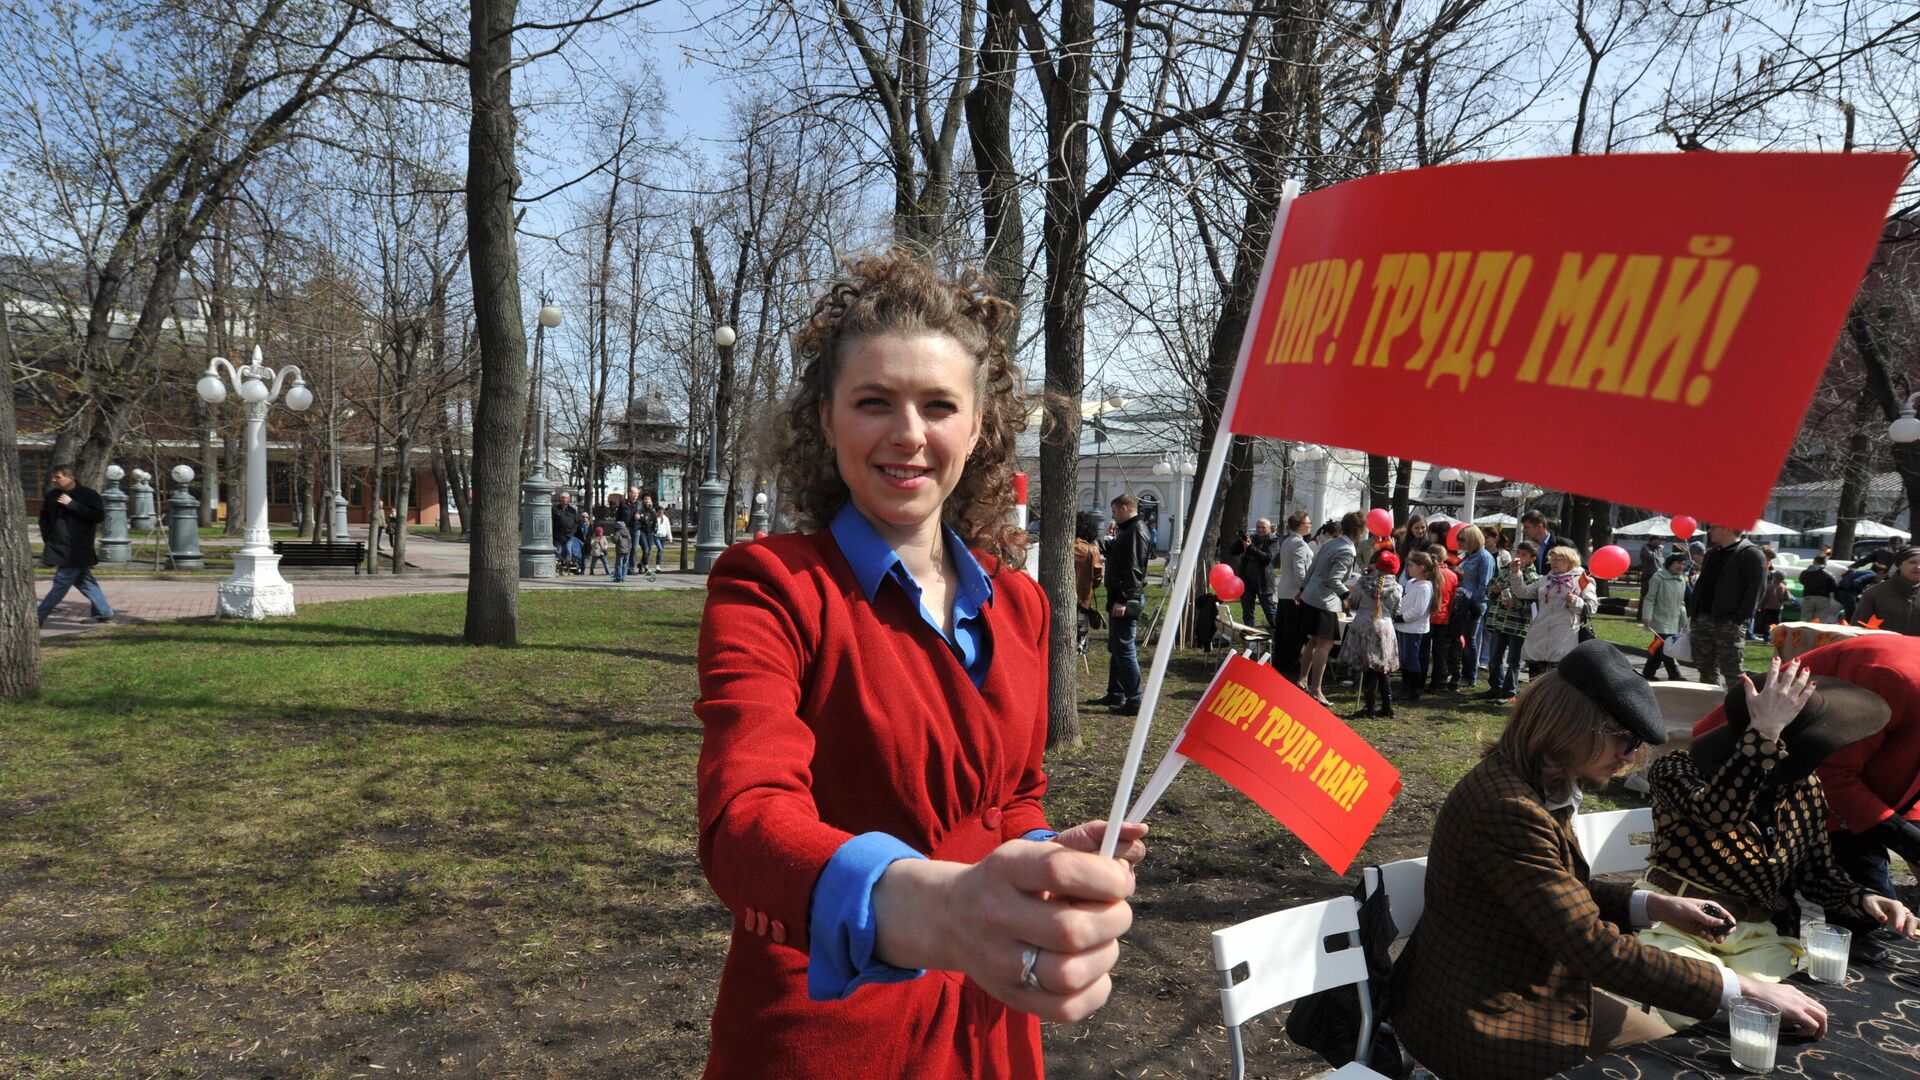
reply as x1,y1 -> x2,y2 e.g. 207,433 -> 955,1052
34,533 -> 706,639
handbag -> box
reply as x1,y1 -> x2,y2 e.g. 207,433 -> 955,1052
1284,875 -> 1407,1076
1664,630 -> 1694,664
655,515 -> 671,540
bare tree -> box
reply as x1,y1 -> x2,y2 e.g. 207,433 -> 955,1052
0,289 -> 40,698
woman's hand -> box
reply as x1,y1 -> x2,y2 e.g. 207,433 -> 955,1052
1864,893 -> 1920,939
1741,657 -> 1816,743
871,835 -> 1139,1023
1646,893 -> 1736,943
1050,820 -> 1149,867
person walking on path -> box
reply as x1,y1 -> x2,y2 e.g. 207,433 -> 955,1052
1099,493 -> 1151,716
1687,523 -> 1767,686
552,493 -> 583,574
1852,546 -> 1920,635
609,519 -> 632,583
36,463 -> 115,627
1798,553 -> 1838,623
1640,551 -> 1690,681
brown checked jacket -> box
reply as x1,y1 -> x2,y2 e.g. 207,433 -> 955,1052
1388,753 -> 1725,1080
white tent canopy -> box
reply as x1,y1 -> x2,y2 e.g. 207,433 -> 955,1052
1425,512 -> 1459,526
1611,516 -> 1673,537
1807,522 -> 1912,540
1473,513 -> 1519,527
1745,519 -> 1800,537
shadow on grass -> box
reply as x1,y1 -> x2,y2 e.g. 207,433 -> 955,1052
35,690 -> 703,735
64,620 -> 700,667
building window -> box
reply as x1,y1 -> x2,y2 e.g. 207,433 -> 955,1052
19,450 -> 47,496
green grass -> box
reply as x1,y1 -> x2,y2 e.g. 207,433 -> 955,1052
1,587 -> 1661,1078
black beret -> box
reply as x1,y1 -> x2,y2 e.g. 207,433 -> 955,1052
1554,638 -> 1667,745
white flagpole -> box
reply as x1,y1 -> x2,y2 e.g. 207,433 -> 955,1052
1099,180 -> 1303,858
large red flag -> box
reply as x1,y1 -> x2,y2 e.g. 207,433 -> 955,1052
1175,655 -> 1402,874
1228,153 -> 1905,526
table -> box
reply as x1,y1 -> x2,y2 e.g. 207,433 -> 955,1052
1770,620 -> 1894,662
1561,934 -> 1920,1078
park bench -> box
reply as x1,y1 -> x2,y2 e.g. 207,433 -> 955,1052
271,540 -> 366,573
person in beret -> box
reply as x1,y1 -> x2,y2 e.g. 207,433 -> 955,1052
1638,658 -> 1919,1025
1390,639 -> 1828,1080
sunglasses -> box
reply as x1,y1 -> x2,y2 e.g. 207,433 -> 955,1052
1604,727 -> 1644,753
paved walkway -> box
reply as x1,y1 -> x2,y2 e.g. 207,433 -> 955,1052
34,534 -> 706,639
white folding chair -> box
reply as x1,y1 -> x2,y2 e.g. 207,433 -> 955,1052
1361,857 -> 1429,942
1624,680 -> 1723,792
1573,807 -> 1654,877
1212,897 -> 1391,1080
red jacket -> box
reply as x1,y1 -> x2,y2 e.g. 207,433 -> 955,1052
1433,566 -> 1459,624
695,530 -> 1053,1078
1690,636 -> 1920,834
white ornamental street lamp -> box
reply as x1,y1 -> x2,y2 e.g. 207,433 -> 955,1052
1294,444 -> 1329,526
1436,466 -> 1501,523
1152,451 -> 1197,562
1891,392 -> 1920,444
197,345 -> 312,618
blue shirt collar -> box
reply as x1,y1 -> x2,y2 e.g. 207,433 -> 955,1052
829,502 -> 993,611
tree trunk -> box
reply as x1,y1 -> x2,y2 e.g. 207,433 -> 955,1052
1213,437 -> 1256,561
1833,389 -> 1879,560
222,424 -> 243,534
391,438 -> 412,573
463,0 -> 529,647
1367,454 -> 1391,509
1037,0 -> 1096,750
967,0 -> 1026,345
1392,458 -> 1412,523
0,289 -> 42,698
1565,495 -> 1595,555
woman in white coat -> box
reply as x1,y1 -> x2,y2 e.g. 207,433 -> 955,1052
1506,544 -> 1599,676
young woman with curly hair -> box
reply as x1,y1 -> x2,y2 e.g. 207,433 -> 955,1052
693,249 -> 1148,1079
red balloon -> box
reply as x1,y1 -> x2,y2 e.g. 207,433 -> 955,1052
1209,562 -> 1236,592
1671,515 -> 1697,540
1366,507 -> 1393,538
1216,574 -> 1246,602
754,530 -> 768,540
1590,544 -> 1631,580
1447,522 -> 1467,551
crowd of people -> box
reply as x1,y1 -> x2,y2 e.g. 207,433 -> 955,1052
548,488 -> 676,580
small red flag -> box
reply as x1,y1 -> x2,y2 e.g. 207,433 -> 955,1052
1175,655 -> 1402,873
1864,615 -> 1886,630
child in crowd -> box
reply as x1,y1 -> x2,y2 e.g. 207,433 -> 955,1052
1339,548 -> 1404,718
1395,551 -> 1437,704
588,526 -> 610,575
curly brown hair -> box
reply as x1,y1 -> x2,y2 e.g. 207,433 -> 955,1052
775,249 -> 1028,565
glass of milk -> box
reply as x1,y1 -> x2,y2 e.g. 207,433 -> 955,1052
1806,924 -> 1852,984
1729,996 -> 1781,1073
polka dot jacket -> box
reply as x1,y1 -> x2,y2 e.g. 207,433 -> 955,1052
1648,730 -> 1873,936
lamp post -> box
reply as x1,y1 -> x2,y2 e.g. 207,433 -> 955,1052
327,404 -> 356,543
127,468 -> 157,532
1891,392 -> 1920,444
196,344 -> 313,618
749,489 -> 770,536
1153,451 -> 1197,563
695,324 -> 735,572
1436,467 -> 1501,524
99,464 -> 132,563
519,304 -> 563,578
167,464 -> 204,570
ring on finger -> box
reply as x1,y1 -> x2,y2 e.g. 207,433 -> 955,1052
1020,944 -> 1045,991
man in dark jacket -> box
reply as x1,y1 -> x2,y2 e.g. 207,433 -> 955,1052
35,463 -> 115,626
1686,524 -> 1767,686
1097,494 -> 1152,716
1233,518 -> 1279,629
551,493 -> 583,573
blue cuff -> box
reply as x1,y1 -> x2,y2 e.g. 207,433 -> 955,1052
1021,829 -> 1059,843
806,832 -> 927,1001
